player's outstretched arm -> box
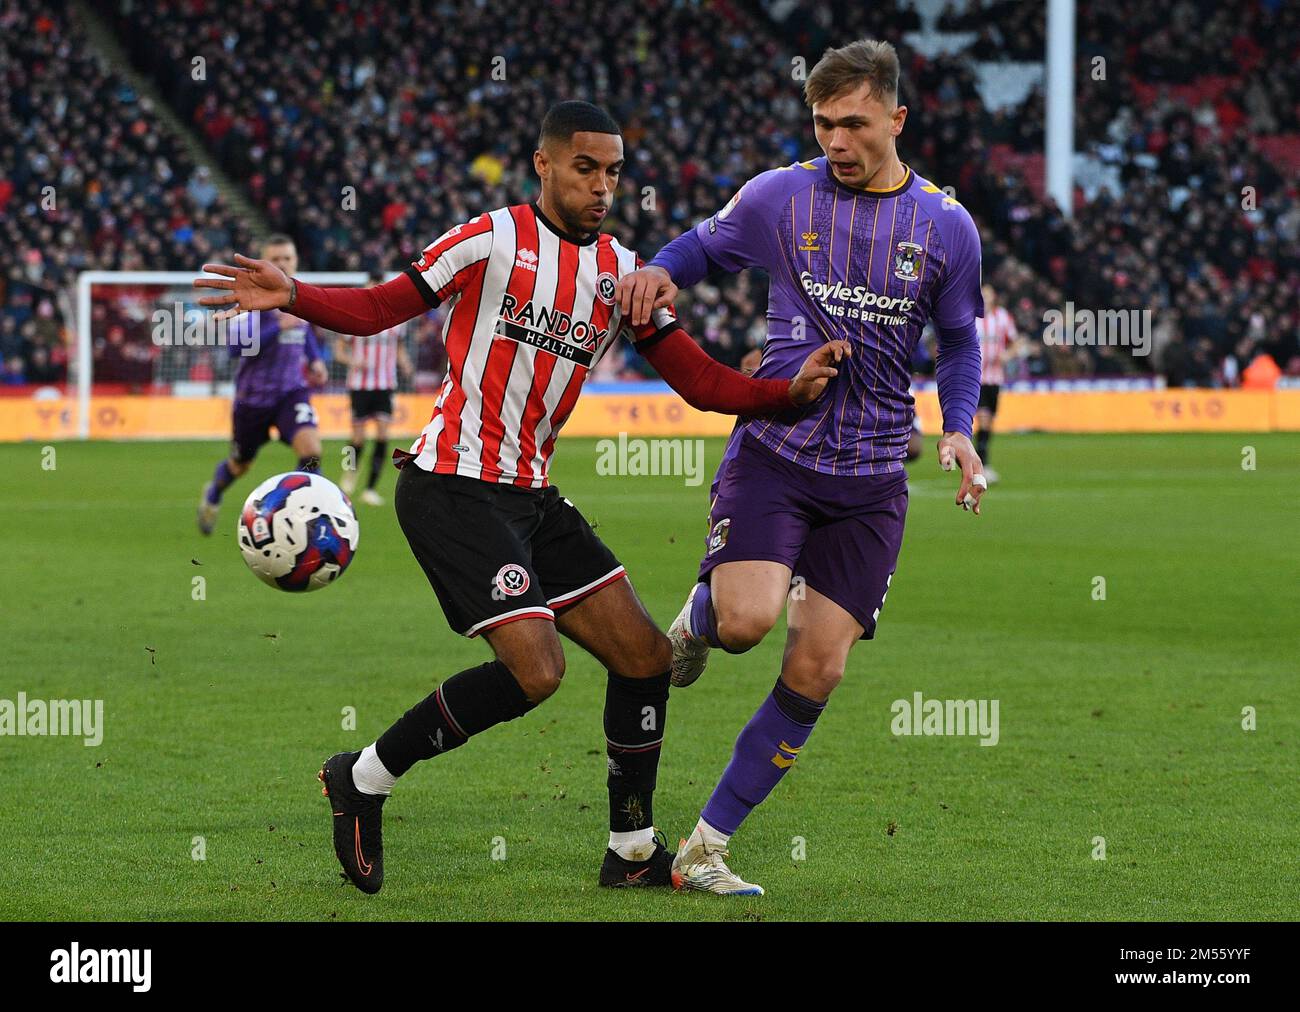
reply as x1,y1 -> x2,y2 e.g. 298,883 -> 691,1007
196,255 -> 428,336
195,253 -> 292,319
638,327 -> 849,415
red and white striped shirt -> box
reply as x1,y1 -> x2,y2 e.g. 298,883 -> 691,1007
977,305 -> 1017,386
402,203 -> 674,488
346,325 -> 403,391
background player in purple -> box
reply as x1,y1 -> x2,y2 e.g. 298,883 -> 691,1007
198,235 -> 329,535
616,38 -> 988,895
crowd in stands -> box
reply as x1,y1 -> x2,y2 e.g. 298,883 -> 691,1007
0,1 -> 254,388
3,0 -> 1296,392
960,0 -> 1300,382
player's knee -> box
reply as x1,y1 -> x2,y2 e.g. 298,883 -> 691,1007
781,654 -> 844,700
715,607 -> 775,652
508,645 -> 566,703
605,627 -> 671,680
649,631 -> 673,674
630,630 -> 673,678
228,457 -> 250,477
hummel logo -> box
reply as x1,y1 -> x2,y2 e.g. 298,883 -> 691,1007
770,739 -> 801,769
514,248 -> 539,272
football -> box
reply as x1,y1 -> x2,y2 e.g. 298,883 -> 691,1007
237,472 -> 359,592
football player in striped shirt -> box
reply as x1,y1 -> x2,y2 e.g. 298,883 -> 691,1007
334,272 -> 413,506
975,283 -> 1020,483
196,101 -> 848,895
617,40 -> 987,895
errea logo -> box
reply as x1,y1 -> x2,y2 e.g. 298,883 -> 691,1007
514,248 -> 539,272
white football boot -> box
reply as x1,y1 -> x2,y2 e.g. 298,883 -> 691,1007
671,832 -> 765,896
668,583 -> 712,688
360,488 -> 383,507
339,468 -> 358,496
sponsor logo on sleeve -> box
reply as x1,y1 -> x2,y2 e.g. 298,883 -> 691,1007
717,186 -> 743,221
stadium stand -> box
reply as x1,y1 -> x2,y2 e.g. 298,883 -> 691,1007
0,1 -> 255,388
6,0 -> 1297,390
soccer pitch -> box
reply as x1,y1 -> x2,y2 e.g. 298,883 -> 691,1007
2,433 -> 1296,921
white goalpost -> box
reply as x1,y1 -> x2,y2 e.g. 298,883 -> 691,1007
73,270 -> 368,439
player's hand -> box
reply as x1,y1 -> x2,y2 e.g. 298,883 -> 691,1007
789,340 -> 851,406
739,347 -> 763,376
615,265 -> 677,327
308,360 -> 328,387
195,253 -> 293,321
937,431 -> 987,515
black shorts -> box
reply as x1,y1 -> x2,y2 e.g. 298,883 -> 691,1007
978,384 -> 1000,414
350,389 -> 394,421
393,464 -> 626,638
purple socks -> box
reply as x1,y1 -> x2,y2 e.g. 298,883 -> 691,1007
689,582 -> 724,648
700,678 -> 826,836
206,460 -> 234,505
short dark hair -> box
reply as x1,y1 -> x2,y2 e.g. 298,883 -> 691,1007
804,39 -> 900,108
538,101 -> 621,149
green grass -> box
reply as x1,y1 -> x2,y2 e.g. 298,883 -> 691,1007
1,433 -> 1297,920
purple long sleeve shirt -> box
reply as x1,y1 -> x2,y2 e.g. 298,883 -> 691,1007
229,310 -> 323,408
651,157 -> 984,475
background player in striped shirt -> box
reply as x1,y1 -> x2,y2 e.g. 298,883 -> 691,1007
975,283 -> 1020,483
196,101 -> 847,895
197,234 -> 328,535
334,272 -> 413,506
617,40 -> 987,895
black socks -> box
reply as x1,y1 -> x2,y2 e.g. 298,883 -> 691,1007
368,439 -> 388,489
604,671 -> 669,833
374,660 -> 536,777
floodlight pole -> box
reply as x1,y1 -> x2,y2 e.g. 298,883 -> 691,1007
1046,0 -> 1076,218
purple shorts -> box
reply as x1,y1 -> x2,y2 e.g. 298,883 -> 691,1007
698,432 -> 909,639
231,389 -> 318,463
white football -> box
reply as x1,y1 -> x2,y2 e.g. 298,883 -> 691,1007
236,471 -> 359,592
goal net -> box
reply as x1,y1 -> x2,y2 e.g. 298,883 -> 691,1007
55,271 -> 448,440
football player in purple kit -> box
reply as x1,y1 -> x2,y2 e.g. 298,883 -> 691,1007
616,39 -> 988,895
198,235 -> 329,535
